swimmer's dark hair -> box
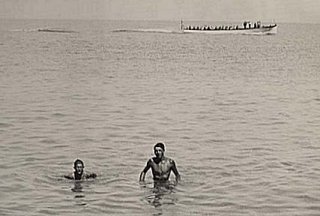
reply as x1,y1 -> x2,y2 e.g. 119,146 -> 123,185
74,159 -> 84,169
154,143 -> 165,151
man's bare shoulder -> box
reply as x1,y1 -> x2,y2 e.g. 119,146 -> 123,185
164,157 -> 175,164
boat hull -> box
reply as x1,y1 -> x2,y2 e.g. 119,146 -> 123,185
183,25 -> 277,35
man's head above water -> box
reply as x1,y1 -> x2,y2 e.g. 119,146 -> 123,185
64,159 -> 96,180
154,143 -> 165,159
73,159 -> 84,176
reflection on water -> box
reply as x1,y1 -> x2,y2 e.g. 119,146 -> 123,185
72,181 -> 84,193
141,181 -> 178,212
71,181 -> 86,206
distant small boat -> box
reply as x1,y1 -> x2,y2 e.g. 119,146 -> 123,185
180,20 -> 277,35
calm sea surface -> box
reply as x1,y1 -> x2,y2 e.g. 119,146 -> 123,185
1,19 -> 320,215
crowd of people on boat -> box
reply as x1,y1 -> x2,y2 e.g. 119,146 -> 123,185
184,25 -> 239,31
183,21 -> 266,31
243,21 -> 262,29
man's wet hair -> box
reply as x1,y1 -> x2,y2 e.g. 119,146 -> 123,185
74,159 -> 84,169
154,143 -> 165,151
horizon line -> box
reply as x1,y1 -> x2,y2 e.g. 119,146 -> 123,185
1,17 -> 319,25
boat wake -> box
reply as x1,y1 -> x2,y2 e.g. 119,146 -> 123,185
9,28 -> 77,33
37,28 -> 77,33
113,28 -> 182,34
10,28 -> 39,32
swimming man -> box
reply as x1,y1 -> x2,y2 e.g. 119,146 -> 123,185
64,159 -> 97,180
139,143 -> 180,183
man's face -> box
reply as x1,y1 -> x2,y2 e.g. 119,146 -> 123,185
154,147 -> 164,159
75,163 -> 84,175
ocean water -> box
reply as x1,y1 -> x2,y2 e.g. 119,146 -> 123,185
0,19 -> 320,215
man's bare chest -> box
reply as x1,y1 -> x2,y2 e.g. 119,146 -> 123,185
151,160 -> 172,173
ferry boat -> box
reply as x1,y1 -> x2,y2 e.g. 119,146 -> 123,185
181,20 -> 277,35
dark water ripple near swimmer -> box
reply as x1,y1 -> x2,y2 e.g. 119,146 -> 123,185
1,20 -> 320,215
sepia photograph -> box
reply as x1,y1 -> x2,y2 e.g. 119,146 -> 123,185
1,0 -> 320,215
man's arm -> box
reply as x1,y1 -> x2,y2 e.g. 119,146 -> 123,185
64,175 -> 73,180
139,160 -> 151,182
64,173 -> 74,180
171,160 -> 181,182
86,173 -> 97,179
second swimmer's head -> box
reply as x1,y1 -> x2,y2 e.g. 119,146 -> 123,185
74,159 -> 84,175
